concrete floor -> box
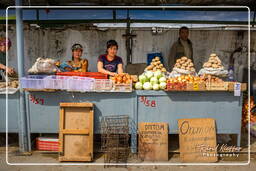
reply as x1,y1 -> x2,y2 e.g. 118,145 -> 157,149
0,129 -> 256,171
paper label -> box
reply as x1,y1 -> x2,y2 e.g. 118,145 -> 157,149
234,83 -> 241,96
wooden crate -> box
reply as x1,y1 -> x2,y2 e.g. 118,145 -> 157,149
59,103 -> 94,162
186,82 -> 206,91
205,82 -> 229,91
113,83 -> 132,92
228,82 -> 247,91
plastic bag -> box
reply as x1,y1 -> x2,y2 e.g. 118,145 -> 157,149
28,57 -> 58,74
198,67 -> 228,77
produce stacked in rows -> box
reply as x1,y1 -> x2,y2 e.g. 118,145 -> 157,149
167,75 -> 203,90
111,73 -> 132,84
145,57 -> 167,72
203,53 -> 223,69
135,71 -> 167,90
173,56 -> 195,73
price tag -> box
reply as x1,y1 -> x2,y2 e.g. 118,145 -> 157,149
193,83 -> 199,90
234,83 -> 241,96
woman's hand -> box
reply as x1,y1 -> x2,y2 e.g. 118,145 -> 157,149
6,67 -> 15,75
109,72 -> 117,77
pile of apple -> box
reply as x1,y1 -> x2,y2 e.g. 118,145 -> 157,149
135,71 -> 167,90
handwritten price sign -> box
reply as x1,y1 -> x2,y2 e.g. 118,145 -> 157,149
29,95 -> 45,105
140,96 -> 157,107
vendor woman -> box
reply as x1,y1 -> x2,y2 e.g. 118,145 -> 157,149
97,40 -> 123,76
59,43 -> 88,72
0,37 -> 14,74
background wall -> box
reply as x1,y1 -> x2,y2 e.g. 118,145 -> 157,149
1,27 -> 255,82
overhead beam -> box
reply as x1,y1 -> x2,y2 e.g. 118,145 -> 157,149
0,19 -> 252,25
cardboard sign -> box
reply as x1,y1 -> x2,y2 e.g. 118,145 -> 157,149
178,118 -> 217,163
138,122 -> 168,161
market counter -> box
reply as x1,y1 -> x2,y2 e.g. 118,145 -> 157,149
25,90 -> 243,149
0,92 -> 19,133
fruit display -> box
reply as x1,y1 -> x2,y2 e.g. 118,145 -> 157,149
167,75 -> 203,91
173,56 -> 195,73
145,56 -> 167,73
135,70 -> 167,90
199,74 -> 224,83
110,73 -> 132,84
203,53 -> 224,69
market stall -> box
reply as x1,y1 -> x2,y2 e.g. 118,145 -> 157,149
24,90 -> 243,152
0,3 -> 253,163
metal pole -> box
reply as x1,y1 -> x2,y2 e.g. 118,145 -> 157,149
15,0 -> 30,152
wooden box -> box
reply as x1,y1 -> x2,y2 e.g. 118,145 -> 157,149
228,82 -> 247,91
205,82 -> 229,91
186,82 -> 206,91
59,103 -> 94,162
113,83 -> 132,92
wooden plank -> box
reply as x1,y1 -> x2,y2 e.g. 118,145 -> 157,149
23,88 -> 57,92
228,82 -> 247,91
138,122 -> 168,161
61,129 -> 89,135
58,102 -> 94,162
89,109 -> 94,159
58,108 -> 64,153
62,134 -> 90,159
60,102 -> 93,108
64,107 -> 90,130
178,118 -> 218,163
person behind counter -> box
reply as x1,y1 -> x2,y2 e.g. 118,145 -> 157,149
168,26 -> 193,70
97,40 -> 123,76
0,37 -> 14,74
59,43 -> 88,72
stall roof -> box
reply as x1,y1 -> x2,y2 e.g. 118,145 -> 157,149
0,0 -> 255,8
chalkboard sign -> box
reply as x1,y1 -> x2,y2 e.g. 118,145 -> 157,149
138,122 -> 168,161
178,118 -> 218,163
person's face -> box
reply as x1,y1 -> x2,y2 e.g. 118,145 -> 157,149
0,45 -> 9,52
72,49 -> 82,60
107,46 -> 118,57
179,29 -> 189,41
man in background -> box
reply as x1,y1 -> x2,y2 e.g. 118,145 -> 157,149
168,26 -> 193,70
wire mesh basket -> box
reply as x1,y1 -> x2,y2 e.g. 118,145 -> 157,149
100,115 -> 130,167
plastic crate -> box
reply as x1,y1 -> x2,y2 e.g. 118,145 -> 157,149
67,76 -> 95,92
44,75 -> 69,90
113,82 -> 133,92
36,137 -> 59,152
56,72 -> 108,79
20,75 -> 46,89
94,79 -> 113,91
147,52 -> 163,65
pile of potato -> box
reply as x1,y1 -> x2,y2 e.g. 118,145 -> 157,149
173,56 -> 195,72
203,53 -> 223,69
145,57 -> 167,72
